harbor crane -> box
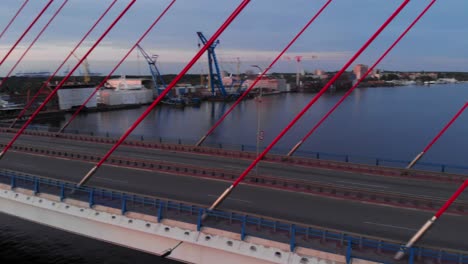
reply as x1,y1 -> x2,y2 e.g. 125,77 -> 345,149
136,44 -> 166,96
71,53 -> 91,84
283,55 -> 318,87
197,31 -> 228,98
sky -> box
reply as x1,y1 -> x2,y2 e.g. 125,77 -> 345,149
0,0 -> 467,76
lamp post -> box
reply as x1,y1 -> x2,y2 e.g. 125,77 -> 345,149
251,65 -> 263,176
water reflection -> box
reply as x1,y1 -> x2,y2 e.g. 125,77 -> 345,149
35,83 -> 468,166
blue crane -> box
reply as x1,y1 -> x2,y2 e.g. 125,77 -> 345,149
197,31 -> 227,97
136,44 -> 166,96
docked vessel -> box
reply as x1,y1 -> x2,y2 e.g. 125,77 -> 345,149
97,76 -> 153,106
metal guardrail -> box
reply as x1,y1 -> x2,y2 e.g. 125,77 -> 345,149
3,124 -> 467,175
0,168 -> 467,264
5,142 -> 468,214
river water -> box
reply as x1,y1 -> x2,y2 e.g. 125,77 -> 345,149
6,83 -> 468,262
50,83 -> 468,168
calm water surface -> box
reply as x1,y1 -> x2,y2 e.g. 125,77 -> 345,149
52,83 -> 468,166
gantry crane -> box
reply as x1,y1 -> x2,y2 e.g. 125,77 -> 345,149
197,31 -> 227,98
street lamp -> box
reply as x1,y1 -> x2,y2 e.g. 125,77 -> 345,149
251,65 -> 263,176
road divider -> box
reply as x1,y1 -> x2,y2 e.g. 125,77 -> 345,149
4,141 -> 467,215
0,127 -> 464,184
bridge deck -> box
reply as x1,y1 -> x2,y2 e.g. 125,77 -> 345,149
0,132 -> 466,252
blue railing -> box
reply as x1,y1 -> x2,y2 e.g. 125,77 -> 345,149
0,169 -> 466,264
14,124 -> 468,175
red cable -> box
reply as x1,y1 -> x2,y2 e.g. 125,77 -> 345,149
0,0 -> 29,40
58,0 -> 177,133
77,0 -> 251,186
288,0 -> 437,156
9,0 -> 118,128
0,0 -> 53,66
436,182 -> 468,218
229,0 -> 410,188
397,103 -> 468,258
0,0 -> 136,159
0,0 -> 69,90
195,0 -> 333,147
423,103 -> 468,153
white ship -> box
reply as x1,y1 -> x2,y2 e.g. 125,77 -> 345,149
97,76 -> 153,106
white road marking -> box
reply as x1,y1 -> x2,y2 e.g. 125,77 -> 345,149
336,180 -> 388,189
95,177 -> 128,184
207,194 -> 252,204
364,221 -> 418,231
223,165 -> 245,170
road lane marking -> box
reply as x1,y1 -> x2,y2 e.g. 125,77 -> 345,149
207,194 -> 252,204
336,180 -> 388,189
223,165 -> 246,170
95,177 -> 128,184
364,221 -> 418,231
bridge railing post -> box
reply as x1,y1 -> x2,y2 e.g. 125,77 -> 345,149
241,215 -> 247,240
157,200 -> 164,222
409,247 -> 415,264
10,174 -> 16,189
290,224 -> 296,252
346,238 -> 353,264
197,208 -> 204,231
33,178 -> 39,195
88,189 -> 94,208
121,195 -> 127,215
60,183 -> 65,201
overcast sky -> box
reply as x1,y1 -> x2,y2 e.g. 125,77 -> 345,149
0,0 -> 466,76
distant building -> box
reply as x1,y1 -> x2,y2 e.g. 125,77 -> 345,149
313,69 -> 328,80
314,69 -> 325,76
15,71 -> 51,77
353,64 -> 369,80
243,77 -> 288,92
371,69 -> 381,79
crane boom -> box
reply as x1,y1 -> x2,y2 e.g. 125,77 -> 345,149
71,53 -> 91,84
136,44 -> 166,95
197,31 -> 227,97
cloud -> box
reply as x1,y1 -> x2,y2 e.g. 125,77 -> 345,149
1,0 -> 467,74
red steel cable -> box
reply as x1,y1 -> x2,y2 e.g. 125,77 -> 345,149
9,0 -> 117,128
0,0 -> 136,160
395,172 -> 468,260
0,0 -> 53,66
422,104 -> 468,153
396,105 -> 468,260
0,0 -> 29,40
202,0 -> 410,217
77,0 -> 251,187
0,0 -> 69,90
288,0 -> 437,157
195,0 -> 333,147
58,0 -> 176,134
407,102 -> 467,168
